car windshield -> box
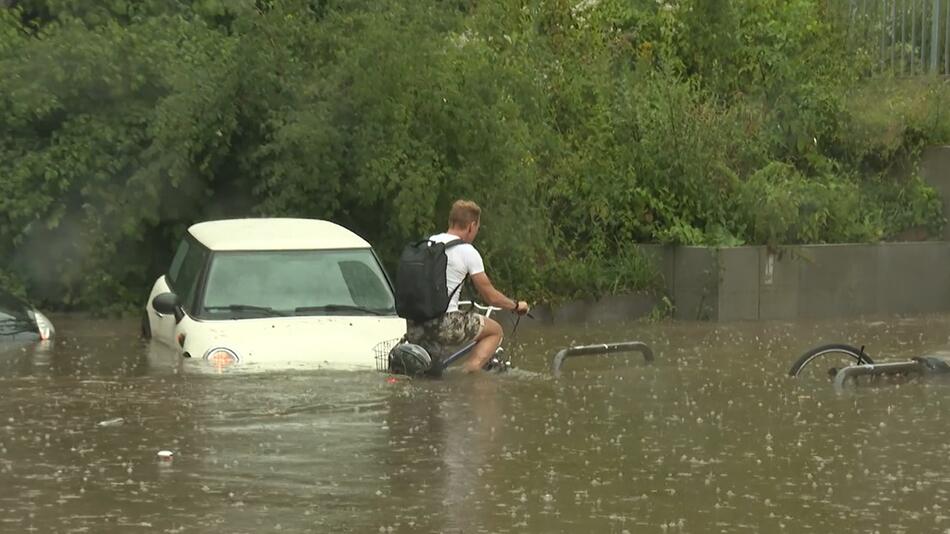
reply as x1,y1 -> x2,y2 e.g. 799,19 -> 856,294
0,290 -> 36,336
200,249 -> 395,318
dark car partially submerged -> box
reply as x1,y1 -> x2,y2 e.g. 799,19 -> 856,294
0,289 -> 54,344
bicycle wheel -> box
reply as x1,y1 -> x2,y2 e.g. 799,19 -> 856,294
788,344 -> 873,379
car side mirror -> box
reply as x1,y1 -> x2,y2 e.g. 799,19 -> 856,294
152,292 -> 180,315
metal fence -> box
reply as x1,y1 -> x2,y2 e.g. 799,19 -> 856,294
846,0 -> 950,75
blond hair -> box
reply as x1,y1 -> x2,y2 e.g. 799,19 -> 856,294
448,199 -> 481,228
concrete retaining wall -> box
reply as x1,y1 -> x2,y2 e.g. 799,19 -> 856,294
663,242 -> 950,321
527,241 -> 950,325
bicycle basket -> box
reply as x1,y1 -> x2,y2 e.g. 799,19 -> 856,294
373,337 -> 403,372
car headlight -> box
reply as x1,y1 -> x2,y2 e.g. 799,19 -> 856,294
204,347 -> 240,368
29,310 -> 55,341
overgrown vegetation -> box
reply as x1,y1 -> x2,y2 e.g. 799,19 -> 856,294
0,0 -> 948,313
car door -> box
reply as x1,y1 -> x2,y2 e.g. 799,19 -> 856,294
147,275 -> 177,347
148,235 -> 210,348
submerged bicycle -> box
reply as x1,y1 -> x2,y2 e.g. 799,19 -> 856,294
789,343 -> 950,390
375,301 -> 518,377
376,300 -> 658,379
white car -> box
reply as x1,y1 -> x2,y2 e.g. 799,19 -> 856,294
143,218 -> 406,370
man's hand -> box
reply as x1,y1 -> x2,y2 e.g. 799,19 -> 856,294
514,300 -> 530,316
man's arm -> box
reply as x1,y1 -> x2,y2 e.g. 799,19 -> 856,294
470,272 -> 527,313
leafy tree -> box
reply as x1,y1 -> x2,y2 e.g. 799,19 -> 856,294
0,0 -> 946,312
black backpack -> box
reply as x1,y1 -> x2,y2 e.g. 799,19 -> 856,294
394,238 -> 467,322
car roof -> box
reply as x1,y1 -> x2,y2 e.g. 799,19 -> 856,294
187,218 -> 372,251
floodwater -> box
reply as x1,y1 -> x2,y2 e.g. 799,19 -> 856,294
3,314 -> 950,533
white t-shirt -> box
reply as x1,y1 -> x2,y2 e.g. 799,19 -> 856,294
428,232 -> 484,313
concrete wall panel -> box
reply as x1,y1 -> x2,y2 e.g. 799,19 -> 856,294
757,249 -> 801,320
717,247 -> 760,321
793,245 -> 878,319
586,294 -> 661,323
671,247 -> 719,321
875,242 -> 950,314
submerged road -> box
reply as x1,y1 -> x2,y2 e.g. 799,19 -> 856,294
2,314 -> 950,532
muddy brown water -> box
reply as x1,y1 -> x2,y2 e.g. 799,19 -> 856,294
3,314 -> 950,533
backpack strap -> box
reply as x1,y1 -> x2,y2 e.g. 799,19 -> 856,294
443,238 -> 469,299
418,238 -> 463,249
448,273 -> 468,301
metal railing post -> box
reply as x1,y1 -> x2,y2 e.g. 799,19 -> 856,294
892,0 -> 898,72
931,0 -> 940,73
912,0 -> 918,73
882,0 -> 889,71
923,0 -> 928,72
901,0 -> 907,74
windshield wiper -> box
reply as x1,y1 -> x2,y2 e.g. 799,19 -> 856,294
294,304 -> 390,316
204,304 -> 288,317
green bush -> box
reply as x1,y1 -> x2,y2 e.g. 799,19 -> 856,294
737,162 -> 881,246
0,0 -> 947,313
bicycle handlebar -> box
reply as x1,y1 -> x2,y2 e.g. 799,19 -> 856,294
458,300 -> 533,319
458,300 -> 501,310
458,300 -> 503,317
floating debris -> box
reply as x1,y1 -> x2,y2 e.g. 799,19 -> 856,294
96,417 -> 125,427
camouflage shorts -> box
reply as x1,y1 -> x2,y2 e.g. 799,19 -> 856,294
406,311 -> 485,360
